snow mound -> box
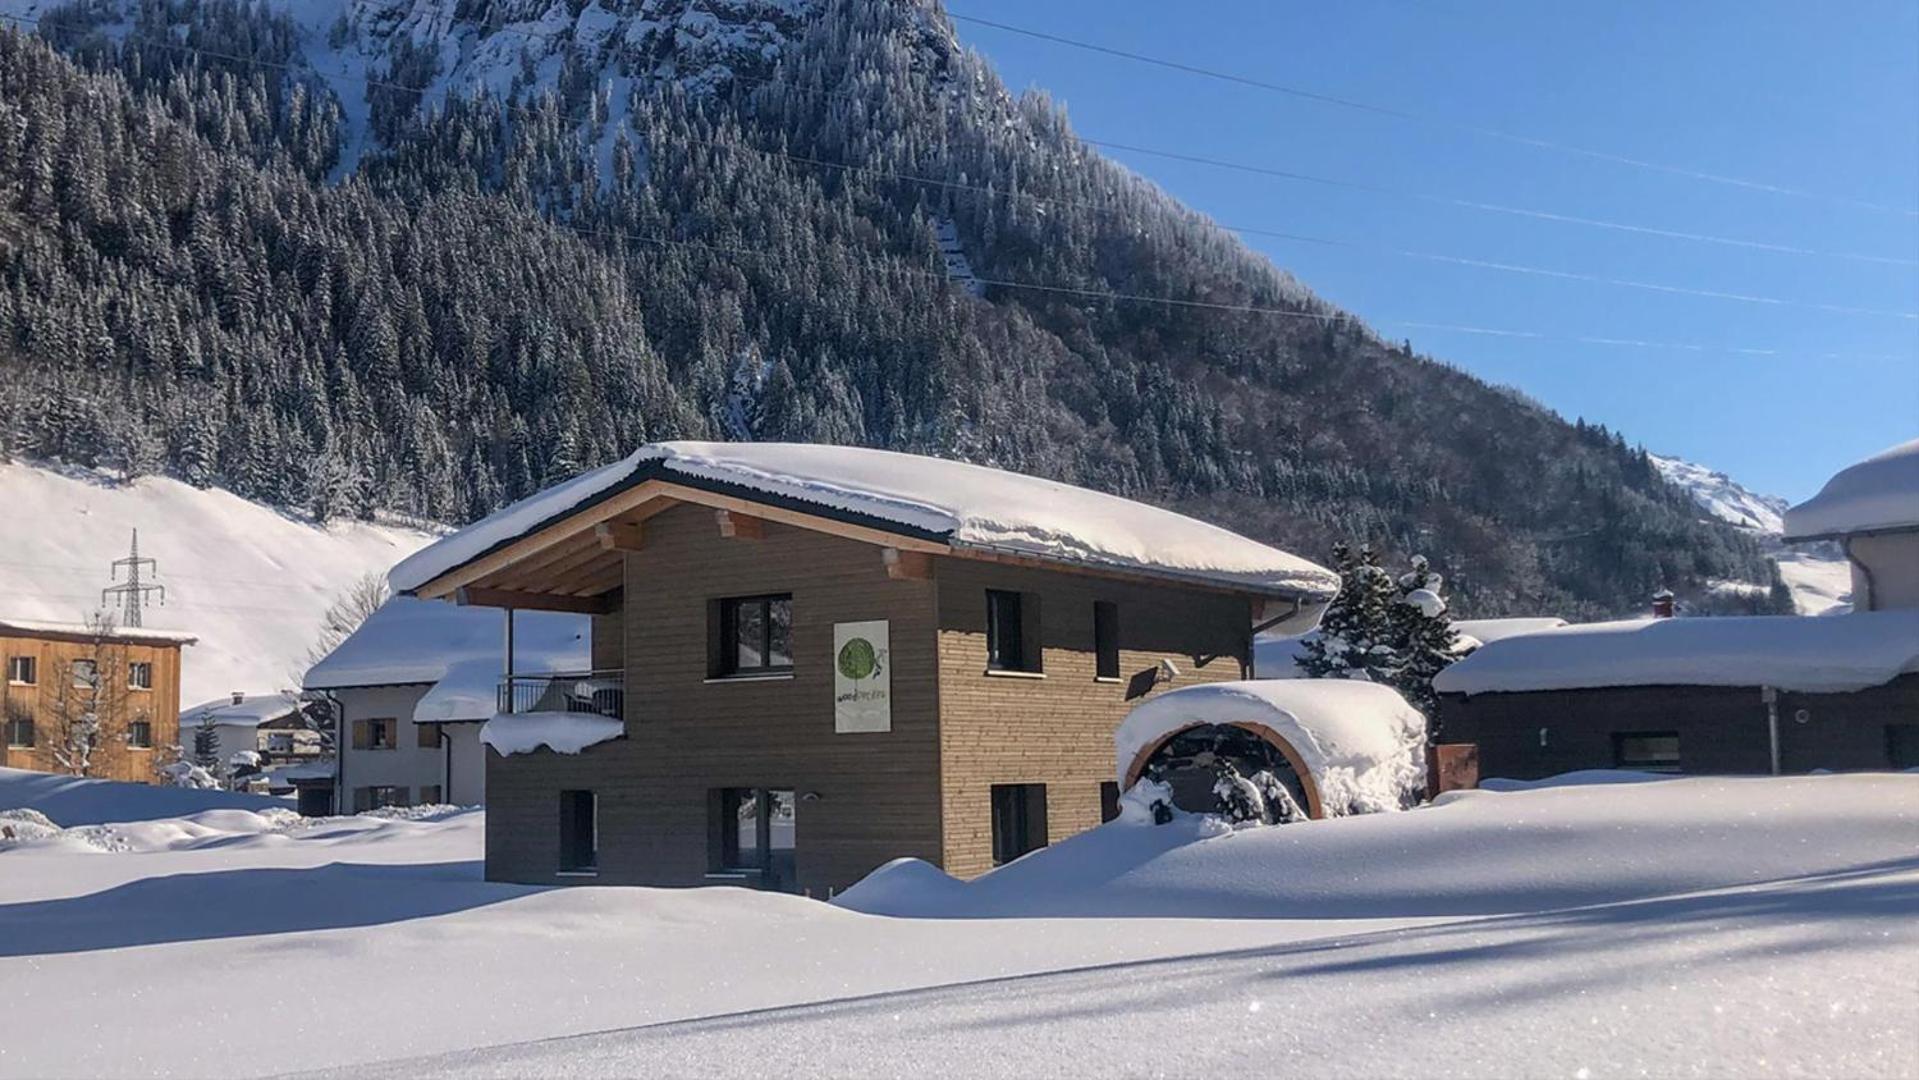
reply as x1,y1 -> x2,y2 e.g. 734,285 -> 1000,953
304,597 -> 586,690
0,765 -> 285,827
389,442 -> 1339,599
837,773 -> 1919,919
1113,680 -> 1426,816
479,712 -> 623,756
1434,610 -> 1919,695
1784,436 -> 1919,540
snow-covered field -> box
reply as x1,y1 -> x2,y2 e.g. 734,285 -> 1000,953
0,462 -> 438,704
2,769 -> 1913,1078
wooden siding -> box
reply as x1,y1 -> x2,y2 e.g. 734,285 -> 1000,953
0,631 -> 184,784
1440,673 -> 1919,779
933,559 -> 1251,879
485,502 -> 945,894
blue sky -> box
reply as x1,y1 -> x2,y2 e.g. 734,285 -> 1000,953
948,0 -> 1918,502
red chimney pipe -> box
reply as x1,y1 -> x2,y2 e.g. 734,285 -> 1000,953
1651,589 -> 1675,619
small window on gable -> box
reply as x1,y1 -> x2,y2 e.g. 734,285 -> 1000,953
711,595 -> 794,677
128,662 -> 152,690
1093,601 -> 1120,680
986,590 -> 1041,673
7,656 -> 35,685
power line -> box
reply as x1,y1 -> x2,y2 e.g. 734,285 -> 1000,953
1,16 -> 1907,363
946,9 -> 1919,219
8,12 -> 1913,270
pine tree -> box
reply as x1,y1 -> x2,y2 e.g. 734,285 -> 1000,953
1298,544 -> 1402,684
1389,554 -> 1461,729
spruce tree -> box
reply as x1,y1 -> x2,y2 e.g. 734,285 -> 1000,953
1298,543 -> 1402,684
1389,554 -> 1461,730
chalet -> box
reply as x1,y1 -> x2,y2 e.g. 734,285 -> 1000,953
301,598 -> 587,814
388,441 -> 1337,893
179,691 -> 318,769
0,617 -> 196,784
1437,437 -> 1919,779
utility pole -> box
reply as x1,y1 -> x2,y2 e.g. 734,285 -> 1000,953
102,529 -> 165,628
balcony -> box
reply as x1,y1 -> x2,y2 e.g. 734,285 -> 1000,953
498,670 -> 625,719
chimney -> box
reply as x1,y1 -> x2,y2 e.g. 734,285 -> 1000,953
231,691 -> 245,705
1651,589 -> 1676,619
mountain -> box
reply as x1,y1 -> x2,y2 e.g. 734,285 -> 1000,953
0,0 -> 1783,621
1650,454 -> 1851,615
0,459 -> 437,705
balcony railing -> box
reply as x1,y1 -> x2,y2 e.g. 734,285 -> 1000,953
498,669 -> 625,719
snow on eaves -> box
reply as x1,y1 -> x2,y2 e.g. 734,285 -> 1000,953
0,617 -> 198,646
1113,680 -> 1427,815
389,442 -> 1339,599
1783,436 -> 1919,540
302,597 -> 587,691
1432,610 -> 1919,696
479,712 -> 623,756
180,692 -> 301,729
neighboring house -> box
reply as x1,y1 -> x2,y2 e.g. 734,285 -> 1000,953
1438,438 -> 1919,780
178,691 -> 318,772
302,598 -> 588,814
0,618 -> 196,784
388,441 -> 1337,894
1782,436 -> 1919,612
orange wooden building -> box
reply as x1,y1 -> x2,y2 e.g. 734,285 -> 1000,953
0,618 -> 196,784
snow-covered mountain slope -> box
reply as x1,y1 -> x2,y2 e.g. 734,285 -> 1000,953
0,462 -> 439,707
1651,453 -> 1852,614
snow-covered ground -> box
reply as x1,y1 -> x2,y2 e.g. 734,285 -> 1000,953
0,461 -> 438,704
2,769 -> 1913,1078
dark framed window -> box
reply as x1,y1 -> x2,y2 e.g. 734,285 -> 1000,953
126,718 -> 152,748
353,785 -> 405,812
127,662 -> 153,690
70,659 -> 98,688
1093,601 -> 1120,680
711,787 -> 798,891
1887,724 -> 1919,770
420,785 -> 443,805
353,718 -> 398,750
1613,731 -> 1680,773
5,712 -> 32,748
7,656 -> 35,685
986,590 -> 1041,673
712,595 -> 794,677
417,723 -> 441,749
1099,781 -> 1122,823
990,783 -> 1048,865
559,790 -> 598,873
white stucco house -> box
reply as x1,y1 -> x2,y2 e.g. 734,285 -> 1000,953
1784,437 -> 1919,612
302,598 -> 589,813
178,691 -> 317,772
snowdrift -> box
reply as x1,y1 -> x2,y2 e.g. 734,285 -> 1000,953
836,773 -> 1919,919
0,765 -> 284,827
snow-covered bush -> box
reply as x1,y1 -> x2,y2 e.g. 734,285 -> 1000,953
1114,777 -> 1177,826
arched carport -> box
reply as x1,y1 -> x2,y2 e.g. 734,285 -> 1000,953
1114,680 -> 1428,820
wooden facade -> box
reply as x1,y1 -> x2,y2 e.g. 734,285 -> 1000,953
1440,672 -> 1919,780
0,623 -> 190,784
469,498 -> 1263,894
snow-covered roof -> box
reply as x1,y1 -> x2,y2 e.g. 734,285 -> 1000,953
1452,617 -> 1568,651
180,693 -> 302,730
414,658 -> 509,724
302,597 -> 589,691
389,442 -> 1339,600
480,712 -> 623,756
1433,610 -> 1919,696
1783,436 -> 1919,540
0,617 -> 198,646
1114,680 -> 1427,815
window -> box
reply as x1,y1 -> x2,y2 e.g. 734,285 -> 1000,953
352,718 -> 398,750
417,723 -> 441,749
7,656 -> 35,685
5,712 -> 32,748
126,718 -> 152,749
711,787 -> 798,891
559,790 -> 598,873
70,659 -> 98,688
419,785 -> 443,806
1888,724 -> 1919,770
1093,601 -> 1120,680
712,595 -> 794,677
1613,732 -> 1681,773
1099,781 -> 1122,824
353,785 -> 406,812
990,783 -> 1048,865
986,590 -> 1041,673
127,662 -> 152,690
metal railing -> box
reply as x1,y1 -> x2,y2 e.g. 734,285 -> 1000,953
498,669 -> 625,719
